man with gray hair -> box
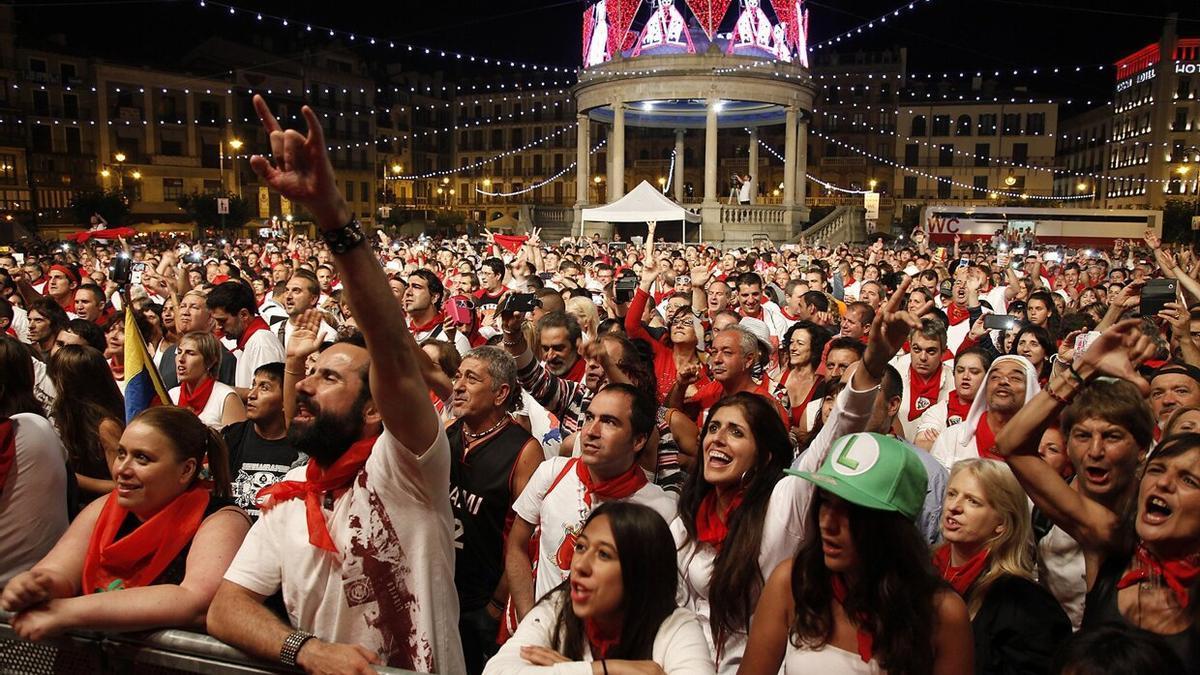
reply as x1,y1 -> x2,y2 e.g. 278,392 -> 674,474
673,324 -> 787,424
446,345 -> 543,673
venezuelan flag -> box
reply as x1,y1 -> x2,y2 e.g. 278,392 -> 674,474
123,307 -> 171,423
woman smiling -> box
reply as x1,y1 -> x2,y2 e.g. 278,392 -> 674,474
1,407 -> 250,640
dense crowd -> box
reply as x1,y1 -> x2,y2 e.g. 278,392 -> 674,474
0,95 -> 1197,675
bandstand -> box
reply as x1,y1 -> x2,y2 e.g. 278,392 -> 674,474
572,1 -> 817,244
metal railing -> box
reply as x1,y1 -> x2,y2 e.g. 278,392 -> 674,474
0,612 -> 417,675
719,204 -> 789,225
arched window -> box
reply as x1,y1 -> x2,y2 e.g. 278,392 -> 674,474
911,115 -> 927,136
956,115 -> 972,136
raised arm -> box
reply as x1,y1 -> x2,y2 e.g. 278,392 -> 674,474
281,309 -> 323,428
993,319 -> 1156,551
249,94 -> 438,454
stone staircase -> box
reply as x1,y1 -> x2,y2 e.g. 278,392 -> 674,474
792,205 -> 867,246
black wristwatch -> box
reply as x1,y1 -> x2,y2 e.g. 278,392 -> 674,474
280,629 -> 316,666
321,218 -> 366,254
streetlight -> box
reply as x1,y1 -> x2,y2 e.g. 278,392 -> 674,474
1004,171 -> 1017,187
114,152 -> 127,191
220,138 -> 243,197
114,152 -> 126,164
1076,181 -> 1089,192
593,174 -> 604,203
392,163 -> 403,175
868,178 -> 878,191
481,177 -> 492,205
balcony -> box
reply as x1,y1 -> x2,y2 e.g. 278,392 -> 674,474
150,155 -> 202,168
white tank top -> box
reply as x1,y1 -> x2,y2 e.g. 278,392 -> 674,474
170,380 -> 238,430
785,642 -> 886,674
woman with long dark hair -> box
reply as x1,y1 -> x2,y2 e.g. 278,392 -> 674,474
485,502 -> 713,674
674,392 -> 794,673
995,319 -> 1200,671
1011,324 -> 1054,384
739,433 -> 973,675
1,407 -> 250,640
773,322 -> 830,432
48,344 -> 125,504
627,264 -> 710,405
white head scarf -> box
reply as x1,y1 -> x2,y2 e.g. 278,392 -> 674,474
959,354 -> 1041,448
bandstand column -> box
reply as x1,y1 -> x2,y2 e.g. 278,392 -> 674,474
796,117 -> 809,207
575,113 -> 589,206
783,106 -> 797,207
673,129 -> 685,202
703,99 -> 718,205
610,102 -> 625,201
748,127 -> 759,205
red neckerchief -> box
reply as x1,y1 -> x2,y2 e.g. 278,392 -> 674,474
976,414 -> 1001,460
780,307 -> 801,321
236,316 -> 270,352
0,420 -> 14,497
946,391 -> 971,425
109,357 -> 125,381
177,377 -> 216,415
908,366 -> 943,421
81,486 -> 210,594
1118,543 -> 1200,608
946,302 -> 970,326
468,331 -> 487,348
695,490 -> 744,552
575,457 -> 647,507
409,311 -> 445,334
932,545 -> 990,596
741,306 -> 764,321
563,355 -> 586,383
831,574 -> 873,663
4,326 -> 15,337
584,619 -> 621,659
257,433 -> 380,554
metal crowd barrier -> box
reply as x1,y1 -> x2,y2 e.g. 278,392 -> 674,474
0,611 -> 418,675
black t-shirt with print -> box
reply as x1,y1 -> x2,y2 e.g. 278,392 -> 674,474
222,421 -> 303,521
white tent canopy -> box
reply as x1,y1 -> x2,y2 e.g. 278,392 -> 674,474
580,180 -> 700,241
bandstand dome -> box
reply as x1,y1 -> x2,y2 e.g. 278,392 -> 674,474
570,0 -> 818,243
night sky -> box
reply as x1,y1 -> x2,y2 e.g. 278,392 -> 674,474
10,0 -> 1200,104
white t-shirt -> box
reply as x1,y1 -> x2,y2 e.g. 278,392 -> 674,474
169,380 -> 239,430
485,595 -> 713,674
233,328 -> 286,389
1038,524 -> 1086,631
738,180 -> 751,202
0,413 -> 69,587
512,456 -> 677,602
275,318 -> 338,349
10,304 -> 29,344
223,428 -> 464,674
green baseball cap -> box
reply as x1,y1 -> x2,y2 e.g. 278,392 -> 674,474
786,433 -> 928,520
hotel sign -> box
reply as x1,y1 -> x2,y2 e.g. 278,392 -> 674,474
1116,67 -> 1156,92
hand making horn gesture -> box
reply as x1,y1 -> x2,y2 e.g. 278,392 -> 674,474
248,95 -> 347,229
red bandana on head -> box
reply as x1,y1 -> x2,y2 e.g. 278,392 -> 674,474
908,367 -> 943,421
1118,543 -> 1200,608
256,434 -> 380,554
81,487 -> 210,594
932,545 -> 990,596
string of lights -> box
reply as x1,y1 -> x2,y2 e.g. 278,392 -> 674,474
194,0 -> 579,75
476,140 -> 607,197
751,132 -> 870,195
813,64 -> 1111,81
818,113 -> 1185,184
811,129 -> 1097,201
386,124 -> 576,181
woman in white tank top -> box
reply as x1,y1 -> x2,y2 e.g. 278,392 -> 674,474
738,433 -> 973,675
169,331 -> 245,430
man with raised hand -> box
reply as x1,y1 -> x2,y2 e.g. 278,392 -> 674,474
206,95 -> 465,675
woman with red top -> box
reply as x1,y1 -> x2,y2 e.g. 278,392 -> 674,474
935,458 -> 1070,674
1,407 -> 250,640
772,322 -> 831,431
485,502 -> 713,674
627,265 -> 709,405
